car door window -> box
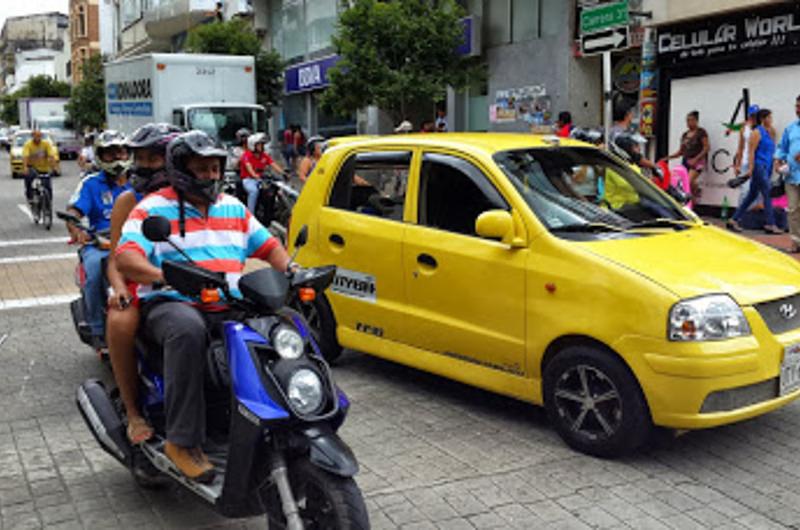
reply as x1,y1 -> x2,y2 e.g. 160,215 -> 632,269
418,153 -> 508,236
328,151 -> 411,221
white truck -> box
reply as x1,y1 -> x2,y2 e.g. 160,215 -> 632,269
104,53 -> 266,148
18,97 -> 82,158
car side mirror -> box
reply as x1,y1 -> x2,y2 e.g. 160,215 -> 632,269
142,216 -> 172,242
294,225 -> 308,249
476,210 -> 515,243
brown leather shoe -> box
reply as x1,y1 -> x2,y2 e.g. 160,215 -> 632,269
164,441 -> 215,484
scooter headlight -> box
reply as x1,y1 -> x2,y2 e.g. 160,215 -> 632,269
273,325 -> 304,359
287,368 -> 324,415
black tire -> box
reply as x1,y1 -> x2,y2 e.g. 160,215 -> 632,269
41,191 -> 52,230
267,459 -> 369,530
31,195 -> 41,224
291,293 -> 342,363
543,345 -> 652,458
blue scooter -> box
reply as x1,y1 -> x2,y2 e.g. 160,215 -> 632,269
76,218 -> 368,529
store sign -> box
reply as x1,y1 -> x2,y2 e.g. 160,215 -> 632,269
580,1 -> 629,35
457,15 -> 481,57
658,3 -> 800,66
284,55 -> 341,95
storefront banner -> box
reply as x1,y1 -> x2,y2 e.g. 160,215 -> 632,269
658,3 -> 800,66
284,55 -> 341,95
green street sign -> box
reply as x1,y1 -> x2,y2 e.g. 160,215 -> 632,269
580,1 -> 629,35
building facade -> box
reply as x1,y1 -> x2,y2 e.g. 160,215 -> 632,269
0,12 -> 71,93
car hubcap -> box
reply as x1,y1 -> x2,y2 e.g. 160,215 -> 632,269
554,364 -> 622,441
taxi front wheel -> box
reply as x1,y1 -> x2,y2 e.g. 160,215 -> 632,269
543,346 -> 652,458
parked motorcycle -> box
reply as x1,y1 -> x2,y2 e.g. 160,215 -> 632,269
57,211 -> 111,358
76,219 -> 368,529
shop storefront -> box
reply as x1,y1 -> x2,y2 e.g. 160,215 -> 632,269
655,1 -> 800,208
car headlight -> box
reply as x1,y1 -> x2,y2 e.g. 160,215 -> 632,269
287,368 -> 324,415
669,294 -> 750,341
272,325 -> 304,359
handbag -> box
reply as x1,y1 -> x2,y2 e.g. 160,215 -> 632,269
770,174 -> 786,198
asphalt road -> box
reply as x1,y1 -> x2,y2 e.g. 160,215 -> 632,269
2,153 -> 800,529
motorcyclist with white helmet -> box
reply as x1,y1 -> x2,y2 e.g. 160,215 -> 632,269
240,132 -> 286,213
65,130 -> 132,355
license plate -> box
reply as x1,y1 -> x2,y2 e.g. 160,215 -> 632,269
780,343 -> 800,396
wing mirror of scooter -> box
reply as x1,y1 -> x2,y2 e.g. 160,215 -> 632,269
142,216 -> 172,242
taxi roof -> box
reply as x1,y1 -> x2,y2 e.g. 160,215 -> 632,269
325,132 -> 592,156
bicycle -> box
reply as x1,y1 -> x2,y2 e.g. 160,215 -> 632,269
29,170 -> 53,230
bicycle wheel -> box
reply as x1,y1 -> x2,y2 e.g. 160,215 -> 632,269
42,190 -> 52,230
31,191 -> 41,225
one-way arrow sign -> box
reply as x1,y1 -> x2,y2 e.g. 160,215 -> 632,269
581,27 -> 630,56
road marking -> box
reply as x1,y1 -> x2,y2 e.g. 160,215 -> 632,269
0,236 -> 69,248
0,293 -> 76,311
16,204 -> 33,222
0,253 -> 74,265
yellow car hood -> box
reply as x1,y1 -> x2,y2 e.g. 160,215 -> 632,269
577,225 -> 800,306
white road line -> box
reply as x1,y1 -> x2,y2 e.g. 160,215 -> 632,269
0,253 -> 75,265
16,204 -> 34,222
0,236 -> 69,248
0,293 -> 75,311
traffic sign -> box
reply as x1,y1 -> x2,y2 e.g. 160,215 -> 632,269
580,1 -> 629,35
581,27 -> 630,56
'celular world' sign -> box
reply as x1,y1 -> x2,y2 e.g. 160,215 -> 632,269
657,2 -> 800,67
284,55 -> 341,95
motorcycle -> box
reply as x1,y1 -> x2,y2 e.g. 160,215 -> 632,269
255,171 -> 299,245
57,210 -> 111,358
75,220 -> 369,529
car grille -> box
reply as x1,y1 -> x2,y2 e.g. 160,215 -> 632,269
755,294 -> 800,335
700,378 -> 778,413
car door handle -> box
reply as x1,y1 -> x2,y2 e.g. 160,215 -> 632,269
417,253 -> 437,269
329,233 -> 345,247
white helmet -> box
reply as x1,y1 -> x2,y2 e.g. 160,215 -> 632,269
247,132 -> 269,151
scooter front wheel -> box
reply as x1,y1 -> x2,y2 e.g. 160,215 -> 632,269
266,458 -> 369,530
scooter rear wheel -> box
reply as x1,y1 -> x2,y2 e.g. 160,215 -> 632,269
266,459 -> 368,530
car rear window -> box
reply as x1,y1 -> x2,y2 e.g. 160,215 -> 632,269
328,151 -> 411,221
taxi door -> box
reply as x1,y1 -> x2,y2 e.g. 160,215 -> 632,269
402,151 -> 528,376
315,149 -> 416,345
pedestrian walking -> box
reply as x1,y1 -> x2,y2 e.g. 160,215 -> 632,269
728,109 -> 782,235
732,105 -> 762,209
775,94 -> 800,252
435,108 -> 448,132
555,111 -> 573,138
293,126 -> 306,165
666,110 -> 709,200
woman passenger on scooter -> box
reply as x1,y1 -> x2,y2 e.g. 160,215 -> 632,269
240,132 -> 285,213
297,135 -> 326,183
105,123 -> 182,444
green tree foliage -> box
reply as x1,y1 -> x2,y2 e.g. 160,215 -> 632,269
65,54 -> 106,131
1,74 -> 71,125
186,18 -> 284,110
320,0 -> 485,123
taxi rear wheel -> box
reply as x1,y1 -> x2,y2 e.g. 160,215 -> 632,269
543,345 -> 651,458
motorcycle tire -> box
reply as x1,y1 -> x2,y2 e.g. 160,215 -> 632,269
290,293 -> 342,363
266,459 -> 369,530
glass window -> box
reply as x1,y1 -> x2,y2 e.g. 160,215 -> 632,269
328,151 -> 411,221
492,147 -> 690,237
270,0 -> 306,61
306,0 -> 337,54
122,0 -> 141,27
485,0 -> 510,47
418,153 -> 507,237
512,0 -> 539,42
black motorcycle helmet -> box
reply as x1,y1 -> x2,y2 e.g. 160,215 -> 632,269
127,123 -> 182,194
167,130 -> 228,203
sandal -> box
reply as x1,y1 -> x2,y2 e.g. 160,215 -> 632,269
726,220 -> 743,233
764,225 -> 783,235
127,416 -> 154,444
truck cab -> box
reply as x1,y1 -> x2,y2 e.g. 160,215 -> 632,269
171,102 -> 266,148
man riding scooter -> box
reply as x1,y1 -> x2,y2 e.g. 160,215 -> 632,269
66,131 -> 132,356
115,131 -> 294,483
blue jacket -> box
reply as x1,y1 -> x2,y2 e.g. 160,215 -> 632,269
776,119 -> 800,185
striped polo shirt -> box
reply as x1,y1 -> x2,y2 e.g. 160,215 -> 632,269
116,186 -> 279,307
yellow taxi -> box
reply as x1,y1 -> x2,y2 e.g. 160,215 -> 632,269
9,130 -> 60,178
288,133 -> 800,456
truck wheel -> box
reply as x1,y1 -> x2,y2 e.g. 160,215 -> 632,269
543,345 -> 651,458
291,293 -> 342,363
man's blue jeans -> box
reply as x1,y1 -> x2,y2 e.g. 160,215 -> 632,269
80,245 -> 108,338
243,178 -> 260,213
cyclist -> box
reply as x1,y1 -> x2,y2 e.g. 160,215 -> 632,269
66,131 -> 132,356
22,129 -> 59,209
240,132 -> 285,213
105,123 -> 181,444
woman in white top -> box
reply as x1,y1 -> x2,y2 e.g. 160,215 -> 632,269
734,105 -> 761,208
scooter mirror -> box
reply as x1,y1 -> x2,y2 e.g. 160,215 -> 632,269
294,225 -> 308,249
143,216 -> 172,242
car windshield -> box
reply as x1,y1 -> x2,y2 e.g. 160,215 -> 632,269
187,107 -> 266,147
493,147 -> 691,233
14,134 -> 32,147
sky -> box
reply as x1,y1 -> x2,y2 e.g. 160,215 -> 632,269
0,0 -> 70,30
